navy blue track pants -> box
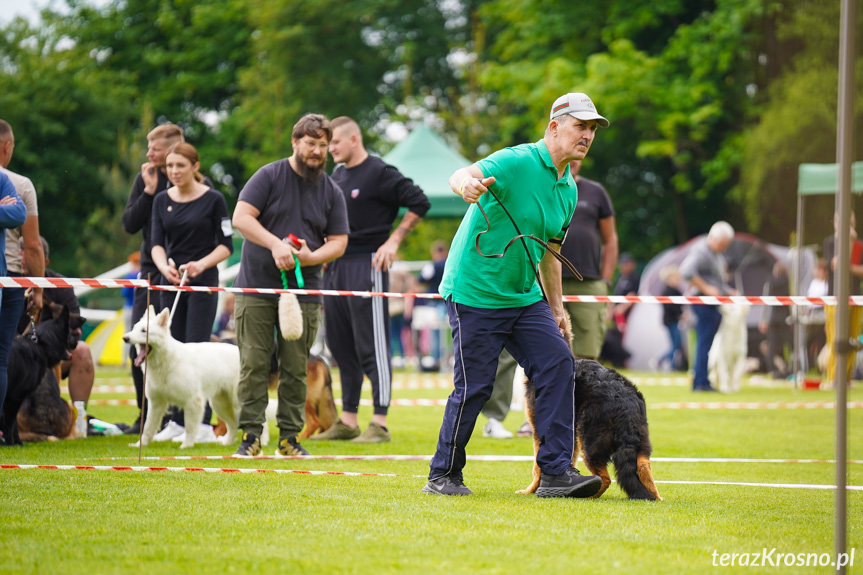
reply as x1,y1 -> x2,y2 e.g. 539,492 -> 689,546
428,299 -> 575,480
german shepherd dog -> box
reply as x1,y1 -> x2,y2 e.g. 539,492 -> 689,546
1,305 -> 78,445
298,355 -> 337,438
519,322 -> 662,500
211,334 -> 336,444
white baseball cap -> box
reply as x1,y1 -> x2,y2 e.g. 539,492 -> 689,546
550,93 -> 609,128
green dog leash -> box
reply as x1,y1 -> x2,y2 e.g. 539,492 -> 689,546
281,254 -> 304,290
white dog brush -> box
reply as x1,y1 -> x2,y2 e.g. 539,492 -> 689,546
278,235 -> 304,341
279,288 -> 303,341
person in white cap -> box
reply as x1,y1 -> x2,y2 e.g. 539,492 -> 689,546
423,92 -> 610,497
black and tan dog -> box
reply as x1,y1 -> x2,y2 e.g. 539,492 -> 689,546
518,325 -> 662,500
1,305 -> 83,445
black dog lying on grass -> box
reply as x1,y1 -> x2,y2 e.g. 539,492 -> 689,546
1,305 -> 82,446
519,357 -> 662,501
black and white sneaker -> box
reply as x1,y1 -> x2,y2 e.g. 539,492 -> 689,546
536,466 -> 602,498
421,475 -> 473,496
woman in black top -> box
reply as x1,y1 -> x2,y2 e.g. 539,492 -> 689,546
150,143 -> 233,437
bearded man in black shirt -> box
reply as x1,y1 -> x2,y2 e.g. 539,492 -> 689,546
313,117 -> 430,443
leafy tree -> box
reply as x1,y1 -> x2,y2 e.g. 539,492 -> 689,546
0,18 -> 137,275
233,0 -> 458,176
735,1 -> 863,247
470,0 -> 777,260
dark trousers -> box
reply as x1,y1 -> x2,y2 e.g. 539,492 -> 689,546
324,253 -> 392,416
428,300 -> 574,480
765,322 -> 793,375
692,304 -> 722,389
0,284 -> 26,415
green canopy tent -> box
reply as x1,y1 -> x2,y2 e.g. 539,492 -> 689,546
382,125 -> 471,218
795,162 -> 863,279
791,161 -> 863,385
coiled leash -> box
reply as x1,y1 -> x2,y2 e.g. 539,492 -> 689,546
473,183 -> 582,302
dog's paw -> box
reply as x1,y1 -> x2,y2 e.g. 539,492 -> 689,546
128,440 -> 141,448
219,435 -> 234,447
179,442 -> 195,449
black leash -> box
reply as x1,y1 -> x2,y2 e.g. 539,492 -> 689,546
473,184 -> 582,302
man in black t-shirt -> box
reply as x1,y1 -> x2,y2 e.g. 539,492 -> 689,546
314,116 -> 430,444
559,160 -> 618,360
232,114 -> 349,457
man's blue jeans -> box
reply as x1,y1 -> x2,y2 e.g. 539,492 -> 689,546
692,305 -> 721,389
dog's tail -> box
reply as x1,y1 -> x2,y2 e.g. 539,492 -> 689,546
611,446 -> 661,501
610,398 -> 661,501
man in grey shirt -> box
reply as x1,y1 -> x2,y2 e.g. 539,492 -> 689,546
231,114 -> 349,457
679,221 -> 736,391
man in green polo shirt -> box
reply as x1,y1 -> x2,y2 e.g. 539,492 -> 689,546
423,93 -> 610,497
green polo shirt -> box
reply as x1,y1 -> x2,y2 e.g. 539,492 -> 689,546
439,139 -> 577,309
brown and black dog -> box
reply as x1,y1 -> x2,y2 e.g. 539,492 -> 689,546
1,304 -> 85,445
518,320 -> 662,500
298,356 -> 337,438
212,349 -> 337,440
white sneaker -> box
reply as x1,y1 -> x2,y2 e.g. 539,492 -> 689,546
172,423 -> 220,444
153,421 -> 185,442
483,418 -> 513,439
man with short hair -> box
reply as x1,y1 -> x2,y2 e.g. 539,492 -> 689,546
121,123 -> 184,434
423,93 -> 608,497
0,119 -> 43,430
315,116 -> 429,443
679,221 -> 737,392
232,113 -> 349,457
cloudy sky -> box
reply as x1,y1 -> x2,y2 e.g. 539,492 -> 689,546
0,0 -> 110,25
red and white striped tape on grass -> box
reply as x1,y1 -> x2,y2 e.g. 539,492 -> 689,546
3,463 -> 861,491
0,463 -> 422,478
0,275 -> 859,306
651,401 -> 863,409
96,455 -> 863,464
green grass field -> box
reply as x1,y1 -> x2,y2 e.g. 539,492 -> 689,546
2,367 -> 862,574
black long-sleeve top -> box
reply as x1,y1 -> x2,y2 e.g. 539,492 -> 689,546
331,156 -> 430,255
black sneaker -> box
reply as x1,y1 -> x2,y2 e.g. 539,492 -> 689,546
234,432 -> 261,457
421,475 -> 473,496
536,466 -> 602,498
276,436 -> 310,456
123,415 -> 142,435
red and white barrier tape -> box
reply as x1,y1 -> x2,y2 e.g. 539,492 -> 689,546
0,464 -> 422,478
87,398 -> 451,407
87,398 -> 863,409
0,277 -> 148,289
0,275 -> 858,306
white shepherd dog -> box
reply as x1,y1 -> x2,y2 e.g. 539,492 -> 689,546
708,304 -> 750,393
123,306 -> 240,448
